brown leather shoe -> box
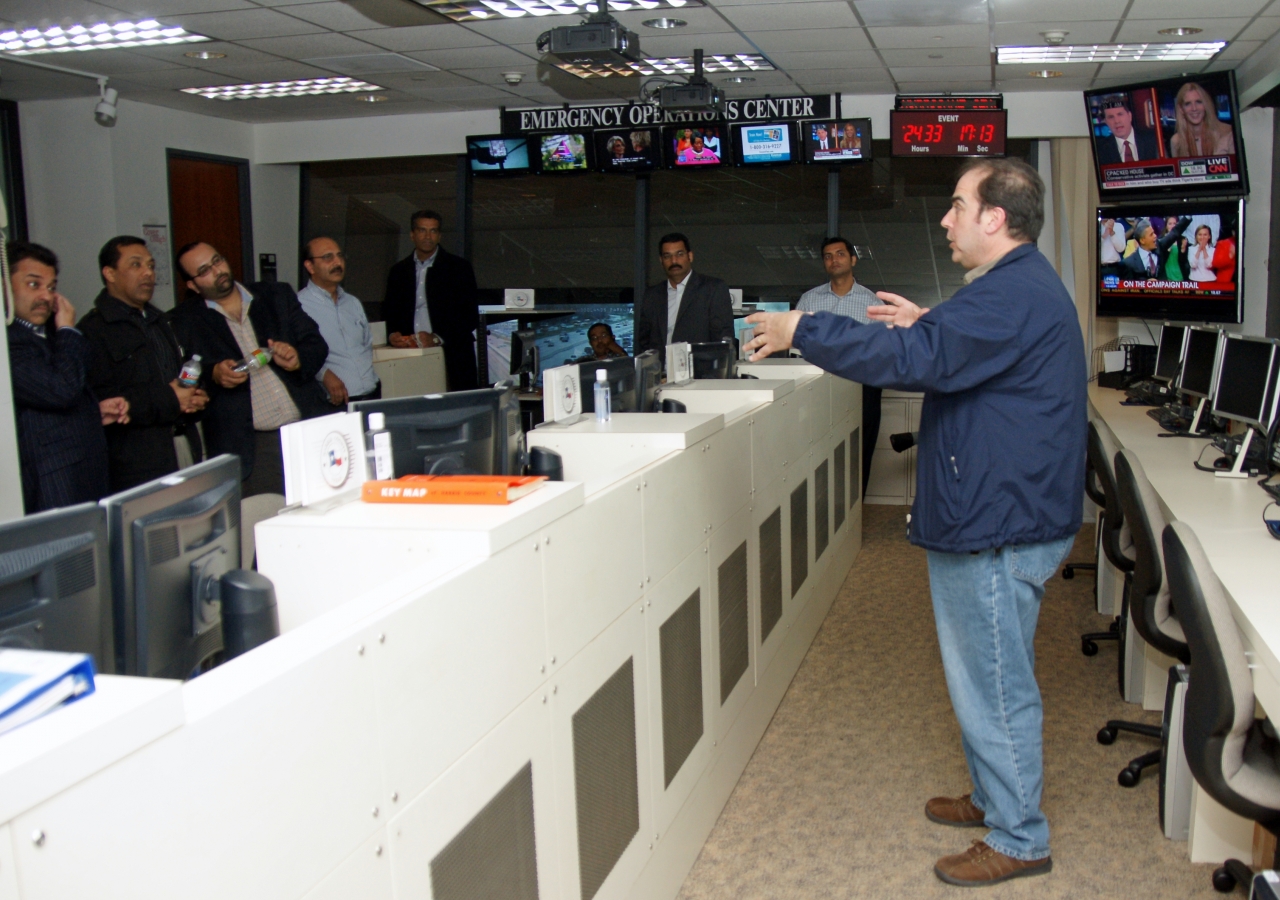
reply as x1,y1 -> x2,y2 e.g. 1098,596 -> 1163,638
934,840 -> 1052,887
925,793 -> 986,828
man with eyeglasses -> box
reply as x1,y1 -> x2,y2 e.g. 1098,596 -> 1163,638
636,232 -> 734,356
171,241 -> 330,497
382,209 -> 480,391
298,236 -> 380,406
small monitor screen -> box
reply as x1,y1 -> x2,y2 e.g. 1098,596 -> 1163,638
1178,327 -> 1220,399
1212,336 -> 1275,427
537,133 -> 590,173
803,119 -> 871,163
666,126 -> 725,168
595,128 -> 660,173
1153,324 -> 1186,383
579,356 -> 638,413
1096,199 -> 1242,323
467,135 -> 531,174
736,122 -> 793,165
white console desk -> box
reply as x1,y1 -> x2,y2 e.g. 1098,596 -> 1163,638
0,366 -> 862,900
1090,385 -> 1280,864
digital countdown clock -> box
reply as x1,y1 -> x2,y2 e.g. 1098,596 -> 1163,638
890,109 -> 1007,157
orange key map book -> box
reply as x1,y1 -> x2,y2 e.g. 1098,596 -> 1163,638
361,474 -> 547,505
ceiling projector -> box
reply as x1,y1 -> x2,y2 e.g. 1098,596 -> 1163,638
537,20 -> 641,67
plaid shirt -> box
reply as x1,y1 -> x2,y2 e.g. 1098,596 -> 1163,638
206,286 -> 301,431
796,279 -> 882,324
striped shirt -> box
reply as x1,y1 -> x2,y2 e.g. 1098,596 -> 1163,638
206,285 -> 301,432
796,279 -> 882,324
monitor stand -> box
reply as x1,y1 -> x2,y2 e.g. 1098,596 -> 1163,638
1186,397 -> 1207,434
1217,426 -> 1256,479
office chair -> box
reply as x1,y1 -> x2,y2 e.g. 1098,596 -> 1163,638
1081,423 -> 1134,677
1164,521 -> 1280,894
1062,437 -> 1104,581
1097,450 -> 1191,787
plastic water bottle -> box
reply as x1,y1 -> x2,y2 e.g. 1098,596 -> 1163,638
365,412 -> 394,480
594,369 -> 611,423
177,354 -> 202,388
232,346 -> 273,374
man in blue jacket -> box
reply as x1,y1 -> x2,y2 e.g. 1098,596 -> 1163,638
746,158 -> 1086,887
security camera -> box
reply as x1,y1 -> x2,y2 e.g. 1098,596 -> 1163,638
1040,30 -> 1068,45
503,72 -> 524,85
94,79 -> 118,127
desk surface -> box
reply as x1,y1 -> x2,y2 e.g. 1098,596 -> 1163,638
1089,385 -> 1280,714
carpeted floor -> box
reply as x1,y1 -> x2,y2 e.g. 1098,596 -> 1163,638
676,505 -> 1224,899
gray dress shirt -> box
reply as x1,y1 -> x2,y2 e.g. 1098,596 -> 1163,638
298,282 -> 379,397
796,279 -> 882,324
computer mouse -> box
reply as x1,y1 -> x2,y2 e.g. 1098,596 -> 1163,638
1213,456 -> 1233,469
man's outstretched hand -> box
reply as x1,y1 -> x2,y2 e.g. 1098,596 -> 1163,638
867,292 -> 928,329
743,310 -> 805,361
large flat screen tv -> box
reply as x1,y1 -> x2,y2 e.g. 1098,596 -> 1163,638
1084,71 -> 1247,200
534,132 -> 592,173
1096,198 -> 1242,323
664,125 -> 726,168
802,118 -> 871,164
466,135 -> 531,175
733,122 -> 795,166
595,127 -> 661,173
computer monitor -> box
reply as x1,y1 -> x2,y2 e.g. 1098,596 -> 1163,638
352,386 -> 525,477
634,350 -> 662,412
103,454 -> 242,678
1211,334 -> 1278,431
1177,327 -> 1222,400
0,503 -> 113,673
1153,323 -> 1187,384
466,135 -> 531,175
579,355 -> 638,414
509,329 -> 540,391
691,340 -> 738,379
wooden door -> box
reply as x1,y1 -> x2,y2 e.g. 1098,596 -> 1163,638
167,154 -> 250,305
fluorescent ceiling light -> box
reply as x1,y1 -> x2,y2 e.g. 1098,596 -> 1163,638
415,0 -> 703,22
0,20 -> 208,54
557,53 -> 774,78
181,77 -> 385,100
997,42 -> 1225,64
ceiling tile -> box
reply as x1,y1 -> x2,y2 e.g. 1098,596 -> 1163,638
994,76 -> 1095,91
766,49 -> 886,70
1213,39 -> 1263,61
636,33 -> 754,56
853,0 -> 986,27
404,45 -> 536,68
1094,60 -> 1220,79
710,0 -> 846,4
889,65 -> 992,82
1238,17 -> 1280,42
993,62 -> 1099,80
993,21 -> 1120,46
615,7 -> 736,33
236,31 -> 387,57
879,47 -> 991,67
1126,0 -> 1270,18
273,1 -> 389,30
0,0 -> 173,26
1115,17 -> 1251,43
348,24 -> 495,51
720,2 -> 860,32
164,8 -> 327,40
750,28 -> 872,52
125,40 -> 280,65
867,24 -> 989,49
96,0 -> 256,14
895,78 -> 993,92
456,17 -> 569,44
200,59 -> 342,80
112,67 -> 242,89
408,84 -> 509,102
374,70 -> 482,88
992,0 -> 1137,24
10,47 -> 187,75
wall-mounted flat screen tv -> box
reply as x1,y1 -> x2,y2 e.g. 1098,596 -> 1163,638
1096,198 -> 1243,323
594,127 -> 661,173
534,132 -> 592,173
1084,70 -> 1247,200
734,122 -> 794,165
664,125 -> 726,168
467,135 -> 531,174
802,118 -> 871,163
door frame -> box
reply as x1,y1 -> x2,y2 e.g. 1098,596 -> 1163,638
0,100 -> 28,243
165,149 -> 255,296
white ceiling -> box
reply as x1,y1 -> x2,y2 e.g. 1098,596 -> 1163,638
1,0 -> 1276,122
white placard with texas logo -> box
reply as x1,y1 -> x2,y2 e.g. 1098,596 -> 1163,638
281,411 -> 368,507
542,363 -> 581,425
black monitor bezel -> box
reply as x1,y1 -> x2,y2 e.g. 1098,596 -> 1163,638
531,131 -> 595,175
800,117 -> 873,165
465,133 -> 533,176
579,355 -> 638,413
732,121 -> 797,167
1176,325 -> 1222,400
1210,333 -> 1278,431
1153,322 -> 1187,384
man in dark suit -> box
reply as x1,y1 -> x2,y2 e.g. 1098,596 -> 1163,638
382,209 -> 480,392
171,241 -> 330,497
79,235 -> 208,493
1095,99 -> 1161,165
636,232 -> 735,356
5,242 -> 127,513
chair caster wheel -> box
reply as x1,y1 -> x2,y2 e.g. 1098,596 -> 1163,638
1097,727 -> 1117,745
1211,866 -> 1236,892
1063,566 -> 1076,580
1118,766 -> 1140,788
1082,639 -> 1099,656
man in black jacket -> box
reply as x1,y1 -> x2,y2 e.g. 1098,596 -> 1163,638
171,241 -> 330,496
6,242 -> 127,512
382,209 -> 480,391
79,235 -> 208,493
636,233 -> 734,356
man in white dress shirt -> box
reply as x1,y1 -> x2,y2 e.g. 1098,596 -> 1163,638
298,236 -> 380,406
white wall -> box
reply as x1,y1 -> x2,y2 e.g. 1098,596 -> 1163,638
20,97 -> 300,309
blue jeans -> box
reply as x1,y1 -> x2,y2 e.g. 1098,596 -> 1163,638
926,536 -> 1073,861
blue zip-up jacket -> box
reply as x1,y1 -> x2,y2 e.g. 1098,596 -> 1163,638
793,243 -> 1086,553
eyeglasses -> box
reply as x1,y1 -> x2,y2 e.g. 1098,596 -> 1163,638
659,250 -> 689,261
309,252 -> 345,263
191,254 -> 226,280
